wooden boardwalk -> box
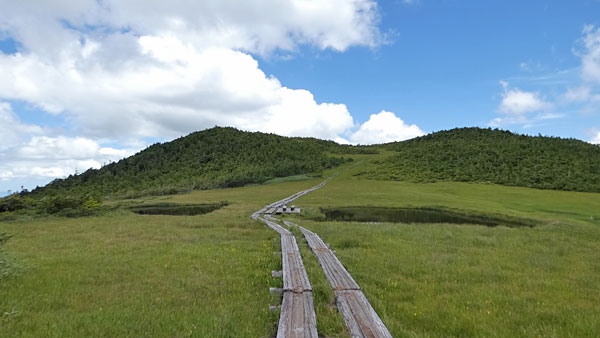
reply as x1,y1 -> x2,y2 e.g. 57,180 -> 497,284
254,174 -> 392,337
278,291 -> 318,338
256,215 -> 317,337
285,221 -> 393,338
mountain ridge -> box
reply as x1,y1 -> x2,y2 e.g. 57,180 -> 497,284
363,127 -> 600,192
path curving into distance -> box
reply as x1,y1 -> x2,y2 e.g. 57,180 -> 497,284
253,174 -> 392,338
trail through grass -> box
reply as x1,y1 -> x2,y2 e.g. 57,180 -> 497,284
2,156 -> 600,337
284,157 -> 600,337
0,179 -> 330,337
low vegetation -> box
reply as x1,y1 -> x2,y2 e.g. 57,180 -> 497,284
0,194 -> 105,221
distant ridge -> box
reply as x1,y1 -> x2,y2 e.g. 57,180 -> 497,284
358,127 -> 600,192
7,126 -> 600,205
30,127 -> 359,199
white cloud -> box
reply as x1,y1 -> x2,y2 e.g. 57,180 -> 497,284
1,133 -> 134,185
491,81 -> 554,127
349,111 -> 425,144
0,38 -> 355,141
0,1 -> 380,143
0,0 -> 383,56
0,102 -> 43,150
498,81 -> 550,114
591,131 -> 600,144
580,25 -> 600,83
563,86 -> 591,102
0,1 -> 396,190
333,136 -> 351,145
493,25 -> 600,129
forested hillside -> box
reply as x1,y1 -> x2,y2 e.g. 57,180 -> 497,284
32,127 -> 353,199
358,127 -> 600,192
3,126 -> 600,218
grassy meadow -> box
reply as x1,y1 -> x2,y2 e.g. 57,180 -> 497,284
0,180 -> 330,337
282,158 -> 600,337
2,157 -> 600,337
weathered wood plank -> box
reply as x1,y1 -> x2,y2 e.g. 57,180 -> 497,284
287,220 -> 392,337
277,292 -> 318,338
255,175 -> 358,338
281,235 -> 312,292
291,223 -> 360,291
261,217 -> 292,236
335,290 -> 392,338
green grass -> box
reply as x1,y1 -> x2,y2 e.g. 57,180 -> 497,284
2,157 -> 600,337
0,179 -> 331,337
285,158 -> 600,337
0,233 -> 22,281
287,223 -> 348,337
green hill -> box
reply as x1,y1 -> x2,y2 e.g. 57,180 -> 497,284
31,127 -> 354,199
357,127 -> 600,192
3,126 -> 599,218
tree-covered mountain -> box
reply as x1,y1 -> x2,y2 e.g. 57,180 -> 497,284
3,126 -> 600,218
31,127 -> 355,199
358,127 -> 600,192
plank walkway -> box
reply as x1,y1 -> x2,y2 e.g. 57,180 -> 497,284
284,220 -> 393,338
254,174 -> 392,337
256,215 -> 316,337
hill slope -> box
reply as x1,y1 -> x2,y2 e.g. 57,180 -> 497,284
358,127 -> 600,192
32,127 -> 354,199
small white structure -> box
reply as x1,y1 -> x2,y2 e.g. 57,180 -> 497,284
275,206 -> 301,214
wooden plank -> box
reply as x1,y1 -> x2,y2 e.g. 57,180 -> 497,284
254,175 -> 356,338
261,217 -> 291,236
335,290 -> 392,338
277,292 -> 318,338
293,222 -> 392,337
293,224 -> 360,291
258,214 -> 315,337
281,234 -> 312,292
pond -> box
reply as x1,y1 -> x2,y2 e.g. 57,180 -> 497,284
130,202 -> 227,216
319,206 -> 535,227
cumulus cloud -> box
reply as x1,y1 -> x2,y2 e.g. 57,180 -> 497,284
498,81 -> 550,114
0,1 -> 381,143
0,135 -> 134,182
580,25 -> 600,83
491,25 -> 600,129
0,1 -> 396,191
349,111 -> 425,144
591,131 -> 600,144
0,0 -> 383,55
0,102 -> 43,150
491,81 -> 555,127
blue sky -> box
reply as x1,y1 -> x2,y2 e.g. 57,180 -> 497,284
1,0 -> 600,196
259,0 -> 600,137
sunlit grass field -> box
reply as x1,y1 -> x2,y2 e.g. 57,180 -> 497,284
2,157 -> 600,337
285,159 -> 600,337
0,180 -> 327,337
